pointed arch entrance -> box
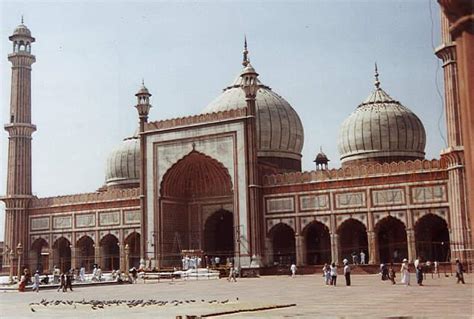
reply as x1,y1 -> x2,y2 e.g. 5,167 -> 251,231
77,236 -> 95,271
125,232 -> 141,268
303,221 -> 331,265
100,234 -> 119,271
269,223 -> 296,266
376,216 -> 407,263
53,237 -> 71,272
160,150 -> 234,267
338,219 -> 368,263
31,238 -> 49,273
415,214 -> 450,262
204,209 -> 234,260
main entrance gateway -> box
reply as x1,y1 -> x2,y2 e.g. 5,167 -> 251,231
159,150 -> 234,267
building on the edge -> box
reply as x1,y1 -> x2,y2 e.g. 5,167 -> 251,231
1,13 -> 472,274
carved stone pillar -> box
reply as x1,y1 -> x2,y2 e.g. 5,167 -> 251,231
119,244 -> 125,271
71,247 -> 79,270
265,237 -> 273,266
295,233 -> 304,266
406,229 -> 416,262
367,231 -> 378,264
94,246 -> 101,268
330,233 -> 339,264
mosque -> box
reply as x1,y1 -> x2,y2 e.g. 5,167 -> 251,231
1,10 -> 472,274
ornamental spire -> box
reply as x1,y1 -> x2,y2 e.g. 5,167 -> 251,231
21,15 -> 24,24
242,35 -> 249,67
374,62 -> 380,89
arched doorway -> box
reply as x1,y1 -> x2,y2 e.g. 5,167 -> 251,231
338,219 -> 368,263
100,234 -> 119,271
204,210 -> 234,261
303,221 -> 331,265
125,232 -> 141,268
160,150 -> 234,267
53,237 -> 71,272
270,223 -> 295,266
376,216 -> 407,263
77,236 -> 95,271
415,214 -> 450,262
30,238 -> 49,274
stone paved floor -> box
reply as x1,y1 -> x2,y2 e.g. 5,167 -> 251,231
0,273 -> 472,318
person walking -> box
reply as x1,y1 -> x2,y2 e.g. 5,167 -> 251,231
343,259 -> 351,286
330,262 -> 337,286
434,260 -> 439,278
416,262 -> 424,286
53,265 -> 60,284
400,258 -> 410,286
290,263 -> 297,278
65,271 -> 73,291
32,270 -> 40,293
57,273 -> 66,292
455,259 -> 465,284
227,263 -> 237,282
323,264 -> 331,285
360,250 -> 366,265
79,265 -> 86,282
96,266 -> 103,282
388,263 -> 396,285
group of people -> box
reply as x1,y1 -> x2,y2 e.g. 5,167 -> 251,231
320,259 -> 352,286
181,255 -> 202,270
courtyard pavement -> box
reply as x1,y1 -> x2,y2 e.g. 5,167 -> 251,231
0,273 -> 472,318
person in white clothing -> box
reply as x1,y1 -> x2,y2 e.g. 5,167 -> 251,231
79,266 -> 86,282
330,262 -> 338,286
360,251 -> 366,264
32,270 -> 40,293
400,258 -> 410,286
290,264 -> 297,278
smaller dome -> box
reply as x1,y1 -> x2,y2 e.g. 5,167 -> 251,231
314,148 -> 329,165
136,83 -> 151,96
105,135 -> 140,188
14,24 -> 31,36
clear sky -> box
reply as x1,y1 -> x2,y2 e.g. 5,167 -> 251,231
0,0 -> 445,240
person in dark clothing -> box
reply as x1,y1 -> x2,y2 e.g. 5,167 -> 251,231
416,263 -> 424,286
388,263 -> 396,285
343,259 -> 351,286
57,273 -> 66,292
65,271 -> 73,291
455,259 -> 465,284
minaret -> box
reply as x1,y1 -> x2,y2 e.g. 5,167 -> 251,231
1,19 -> 36,267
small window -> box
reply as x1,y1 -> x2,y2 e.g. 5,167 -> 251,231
10,114 -> 14,123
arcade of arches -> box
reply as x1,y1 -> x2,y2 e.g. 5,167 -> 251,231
27,232 -> 142,273
159,151 -> 235,267
267,214 -> 451,266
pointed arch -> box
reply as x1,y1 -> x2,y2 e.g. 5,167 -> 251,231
337,218 -> 368,263
415,213 -> 450,262
268,223 -> 296,266
76,235 -> 95,271
302,221 -> 331,265
375,216 -> 407,263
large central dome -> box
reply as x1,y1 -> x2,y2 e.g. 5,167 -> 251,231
202,43 -> 304,172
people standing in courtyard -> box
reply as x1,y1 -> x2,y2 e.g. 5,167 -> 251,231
32,270 -> 40,293
323,264 -> 331,285
400,258 -> 410,286
360,250 -> 366,265
57,273 -> 66,292
455,259 -> 465,284
227,263 -> 237,282
416,261 -> 424,286
290,263 -> 297,278
388,263 -> 396,285
330,262 -> 337,286
53,265 -> 60,284
65,271 -> 73,291
79,265 -> 86,282
343,259 -> 351,286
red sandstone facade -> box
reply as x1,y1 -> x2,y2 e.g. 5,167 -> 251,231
2,7 -> 472,275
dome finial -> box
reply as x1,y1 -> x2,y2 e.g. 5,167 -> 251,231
21,15 -> 24,24
142,78 -> 145,86
242,35 -> 249,67
374,62 -> 380,89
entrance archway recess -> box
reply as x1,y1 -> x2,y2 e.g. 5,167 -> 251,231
125,232 -> 141,268
415,214 -> 450,262
303,221 -> 331,265
269,223 -> 296,266
338,219 -> 368,264
376,216 -> 407,263
160,150 -> 234,267
100,234 -> 119,271
53,237 -> 71,272
77,236 -> 95,272
204,209 -> 234,261
31,238 -> 49,273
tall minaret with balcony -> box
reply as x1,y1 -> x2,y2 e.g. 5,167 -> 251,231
1,19 -> 36,264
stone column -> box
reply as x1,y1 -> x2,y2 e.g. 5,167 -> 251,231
367,231 -> 378,264
264,237 -> 273,266
94,246 -> 101,268
71,247 -> 79,270
119,244 -> 125,271
406,229 -> 416,262
330,233 -> 339,264
48,248 -> 54,273
295,233 -> 304,266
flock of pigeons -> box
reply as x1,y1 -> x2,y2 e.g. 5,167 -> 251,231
29,297 -> 238,312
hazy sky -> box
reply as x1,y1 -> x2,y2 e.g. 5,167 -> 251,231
0,0 -> 445,240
